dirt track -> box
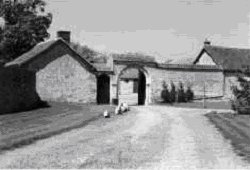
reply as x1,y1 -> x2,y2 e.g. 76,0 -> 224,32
0,106 -> 249,169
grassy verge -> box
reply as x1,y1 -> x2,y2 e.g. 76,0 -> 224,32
205,112 -> 250,162
0,102 -> 115,153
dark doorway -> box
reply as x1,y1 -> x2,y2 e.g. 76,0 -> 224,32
97,74 -> 110,104
138,71 -> 146,105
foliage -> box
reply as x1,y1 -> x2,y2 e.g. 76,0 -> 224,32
231,76 -> 250,114
177,82 -> 186,103
70,42 -> 97,62
0,0 -> 52,62
185,86 -> 194,102
161,81 -> 170,103
161,81 -> 195,104
170,81 -> 176,103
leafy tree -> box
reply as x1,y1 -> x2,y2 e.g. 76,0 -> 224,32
177,82 -> 186,103
161,81 -> 170,103
70,42 -> 97,62
231,75 -> 250,114
170,81 -> 176,103
0,0 -> 52,62
185,85 -> 194,102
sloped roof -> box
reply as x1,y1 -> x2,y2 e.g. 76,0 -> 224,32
5,39 -> 97,72
158,63 -> 221,70
112,53 -> 156,63
194,44 -> 250,71
6,40 -> 56,67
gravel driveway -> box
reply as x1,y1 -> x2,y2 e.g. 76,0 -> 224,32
0,106 -> 249,169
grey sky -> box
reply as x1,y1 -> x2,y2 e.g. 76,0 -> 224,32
46,0 -> 250,62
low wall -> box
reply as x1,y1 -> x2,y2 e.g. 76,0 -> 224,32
148,68 -> 224,102
0,67 -> 41,114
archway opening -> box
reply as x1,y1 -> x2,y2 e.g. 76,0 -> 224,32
138,71 -> 146,105
118,68 -> 147,105
97,74 -> 110,104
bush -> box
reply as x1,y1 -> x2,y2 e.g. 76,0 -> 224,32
231,76 -> 250,114
177,82 -> 186,103
170,81 -> 176,103
185,86 -> 194,102
161,81 -> 170,103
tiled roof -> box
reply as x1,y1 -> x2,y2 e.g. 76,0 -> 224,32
6,40 -> 56,67
194,44 -> 250,71
5,39 -> 97,72
112,53 -> 156,63
158,63 -> 221,70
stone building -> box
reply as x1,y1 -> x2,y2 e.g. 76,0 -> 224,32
6,32 -> 99,103
3,31 -> 249,108
194,41 -> 250,98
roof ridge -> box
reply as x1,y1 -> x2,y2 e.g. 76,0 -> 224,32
205,44 -> 250,51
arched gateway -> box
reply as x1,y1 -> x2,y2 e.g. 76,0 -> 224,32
116,66 -> 150,105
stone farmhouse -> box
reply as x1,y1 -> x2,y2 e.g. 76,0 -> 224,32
1,31 -> 249,113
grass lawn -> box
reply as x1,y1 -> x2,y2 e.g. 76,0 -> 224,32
206,112 -> 250,163
0,102 -> 115,153
156,99 -> 231,110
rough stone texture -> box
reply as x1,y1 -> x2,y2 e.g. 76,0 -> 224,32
120,80 -> 135,95
111,64 -> 225,104
35,55 -> 96,103
0,67 -> 41,114
224,74 -> 238,99
148,68 -> 224,102
112,64 -> 151,104
25,43 -> 97,103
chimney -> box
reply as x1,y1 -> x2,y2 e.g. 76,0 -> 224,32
204,39 -> 211,45
57,31 -> 71,43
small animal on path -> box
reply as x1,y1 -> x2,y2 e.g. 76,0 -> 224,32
103,110 -> 110,118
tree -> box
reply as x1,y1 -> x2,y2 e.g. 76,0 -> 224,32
161,81 -> 170,103
170,81 -> 176,103
70,42 -> 97,62
177,82 -> 186,103
231,75 -> 250,114
0,0 -> 52,62
185,85 -> 194,102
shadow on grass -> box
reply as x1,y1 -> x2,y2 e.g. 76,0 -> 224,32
0,114 -> 102,154
0,100 -> 51,116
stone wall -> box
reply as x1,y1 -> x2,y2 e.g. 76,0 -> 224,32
0,67 -> 41,114
24,42 -> 97,103
112,64 -> 225,104
35,54 -> 97,103
120,80 -> 135,94
148,68 -> 225,102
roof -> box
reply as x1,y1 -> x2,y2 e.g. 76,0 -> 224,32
112,53 -> 156,63
194,44 -> 250,71
157,63 -> 221,71
120,69 -> 139,79
5,39 -> 97,72
6,40 -> 56,67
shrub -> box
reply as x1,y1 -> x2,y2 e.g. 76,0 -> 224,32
185,86 -> 194,102
177,82 -> 186,103
170,81 -> 176,103
161,81 -> 170,103
231,76 -> 250,114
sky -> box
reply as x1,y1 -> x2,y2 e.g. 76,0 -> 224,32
46,0 -> 250,63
